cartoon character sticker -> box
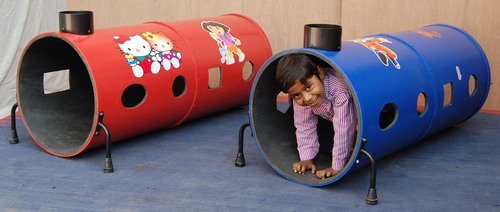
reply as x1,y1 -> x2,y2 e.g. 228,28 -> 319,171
201,21 -> 245,65
142,32 -> 182,71
456,66 -> 462,80
353,37 -> 401,69
114,31 -> 182,78
411,29 -> 441,38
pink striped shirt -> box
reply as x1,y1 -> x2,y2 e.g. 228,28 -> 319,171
293,68 -> 357,171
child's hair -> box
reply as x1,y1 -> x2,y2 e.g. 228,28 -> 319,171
275,53 -> 319,93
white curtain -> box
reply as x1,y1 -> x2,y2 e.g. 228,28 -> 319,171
0,0 -> 67,118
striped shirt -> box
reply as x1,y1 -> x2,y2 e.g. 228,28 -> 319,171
293,68 -> 357,171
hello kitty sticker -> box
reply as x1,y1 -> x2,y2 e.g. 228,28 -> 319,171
114,31 -> 182,78
201,21 -> 245,65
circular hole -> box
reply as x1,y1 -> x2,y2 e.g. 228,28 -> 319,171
417,92 -> 428,117
173,75 -> 186,97
468,74 -> 477,96
379,103 -> 398,130
121,84 -> 147,108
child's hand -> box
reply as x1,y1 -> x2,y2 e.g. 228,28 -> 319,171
293,160 -> 316,174
316,167 -> 339,180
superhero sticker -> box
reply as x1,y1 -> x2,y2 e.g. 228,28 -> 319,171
353,37 -> 401,69
114,32 -> 182,78
352,29 -> 443,70
411,30 -> 441,38
201,21 -> 245,65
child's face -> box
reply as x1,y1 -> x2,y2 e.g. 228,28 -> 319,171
287,67 -> 325,108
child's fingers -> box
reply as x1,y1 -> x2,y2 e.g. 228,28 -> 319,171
316,170 -> 323,179
317,170 -> 328,180
293,164 -> 304,174
311,165 -> 316,174
300,166 -> 306,174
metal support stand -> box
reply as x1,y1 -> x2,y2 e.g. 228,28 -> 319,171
9,103 -> 19,144
95,112 -> 114,173
235,121 -> 250,167
357,138 -> 378,205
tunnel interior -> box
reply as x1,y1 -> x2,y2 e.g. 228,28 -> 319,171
250,51 -> 361,186
17,35 -> 95,156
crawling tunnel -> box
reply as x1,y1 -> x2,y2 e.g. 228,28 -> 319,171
16,12 -> 272,157
249,24 -> 490,186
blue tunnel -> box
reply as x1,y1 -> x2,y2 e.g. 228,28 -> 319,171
249,24 -> 490,187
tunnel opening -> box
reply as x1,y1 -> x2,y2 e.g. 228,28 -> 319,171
17,35 -> 95,156
250,51 -> 361,186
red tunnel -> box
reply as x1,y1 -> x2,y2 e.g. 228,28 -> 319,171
16,13 -> 272,157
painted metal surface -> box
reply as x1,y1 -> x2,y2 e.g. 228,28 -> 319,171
249,24 -> 490,186
17,14 -> 272,157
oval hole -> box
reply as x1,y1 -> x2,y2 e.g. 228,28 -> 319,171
173,75 -> 187,97
122,84 -> 147,108
379,103 -> 398,130
417,92 -> 428,117
468,74 -> 477,96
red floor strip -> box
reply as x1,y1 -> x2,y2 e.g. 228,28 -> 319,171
480,110 -> 500,114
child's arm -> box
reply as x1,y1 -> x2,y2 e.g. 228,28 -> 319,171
293,101 -> 320,162
331,92 -> 357,172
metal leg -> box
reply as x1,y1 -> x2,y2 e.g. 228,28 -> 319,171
95,112 -> 114,173
235,121 -> 250,167
9,103 -> 19,144
358,138 -> 378,205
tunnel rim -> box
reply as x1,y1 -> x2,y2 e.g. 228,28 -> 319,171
249,48 -> 362,187
16,33 -> 98,157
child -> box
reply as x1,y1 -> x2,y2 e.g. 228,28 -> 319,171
275,54 -> 357,180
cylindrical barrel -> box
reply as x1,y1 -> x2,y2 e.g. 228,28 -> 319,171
249,24 -> 490,186
17,13 -> 272,157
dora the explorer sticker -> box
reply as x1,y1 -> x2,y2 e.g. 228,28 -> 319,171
201,21 -> 245,65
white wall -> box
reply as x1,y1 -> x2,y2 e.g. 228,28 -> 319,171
0,0 -> 67,118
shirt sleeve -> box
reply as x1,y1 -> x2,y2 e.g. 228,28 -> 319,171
293,101 -> 320,161
331,91 -> 357,171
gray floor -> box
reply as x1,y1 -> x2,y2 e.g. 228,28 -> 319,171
1,107 -> 499,211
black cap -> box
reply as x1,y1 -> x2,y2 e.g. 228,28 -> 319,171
304,24 -> 342,51
59,11 -> 94,35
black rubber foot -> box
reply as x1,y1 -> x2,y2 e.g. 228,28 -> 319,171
366,188 -> 378,205
235,153 -> 245,167
103,158 -> 114,173
9,130 -> 19,144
